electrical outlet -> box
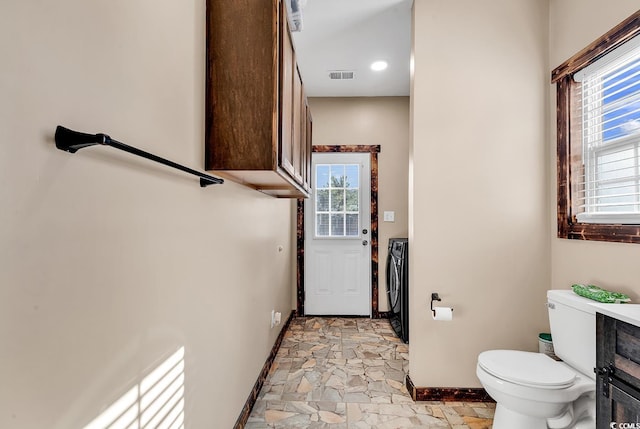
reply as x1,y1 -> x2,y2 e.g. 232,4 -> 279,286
383,211 -> 395,222
275,311 -> 282,325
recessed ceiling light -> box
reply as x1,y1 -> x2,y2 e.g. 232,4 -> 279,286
370,61 -> 388,71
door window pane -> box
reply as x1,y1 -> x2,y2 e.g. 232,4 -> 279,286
331,189 -> 344,211
316,213 -> 329,236
331,214 -> 344,236
346,214 -> 359,236
345,165 -> 359,188
316,165 -> 330,188
314,163 -> 361,237
330,165 -> 345,187
316,189 -> 329,212
346,189 -> 359,212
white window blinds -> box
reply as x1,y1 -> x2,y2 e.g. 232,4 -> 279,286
572,35 -> 640,223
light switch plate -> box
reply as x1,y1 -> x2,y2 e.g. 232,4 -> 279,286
383,211 -> 395,222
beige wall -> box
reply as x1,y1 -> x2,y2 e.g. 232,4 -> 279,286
4,2 -> 639,423
549,1 -> 640,300
0,1 -> 294,428
308,97 -> 410,313
410,0 -> 550,387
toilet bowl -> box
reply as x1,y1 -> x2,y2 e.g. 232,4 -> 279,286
477,290 -> 601,429
477,350 -> 595,428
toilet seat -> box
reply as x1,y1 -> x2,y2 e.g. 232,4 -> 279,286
478,350 -> 576,389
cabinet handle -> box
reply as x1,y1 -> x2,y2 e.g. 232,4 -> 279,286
595,364 -> 616,398
595,364 -> 615,377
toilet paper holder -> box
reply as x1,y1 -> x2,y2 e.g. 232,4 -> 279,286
430,293 -> 453,316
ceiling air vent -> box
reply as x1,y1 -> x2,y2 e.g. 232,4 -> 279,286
328,70 -> 356,80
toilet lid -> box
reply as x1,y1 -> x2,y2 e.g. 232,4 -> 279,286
478,350 -> 576,389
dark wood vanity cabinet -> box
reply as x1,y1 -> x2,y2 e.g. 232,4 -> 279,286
596,313 -> 640,427
205,0 -> 312,198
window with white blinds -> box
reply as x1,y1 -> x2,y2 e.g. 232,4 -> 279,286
572,35 -> 640,223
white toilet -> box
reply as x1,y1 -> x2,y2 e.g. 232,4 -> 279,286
476,290 -> 599,429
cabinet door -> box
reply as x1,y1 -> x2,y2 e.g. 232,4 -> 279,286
291,65 -> 303,183
205,0 -> 278,171
296,77 -> 312,192
599,378 -> 640,427
597,314 -> 640,428
304,98 -> 313,190
299,91 -> 308,191
279,1 -> 295,178
598,315 -> 640,386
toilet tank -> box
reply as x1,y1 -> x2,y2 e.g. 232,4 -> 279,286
547,290 -> 597,380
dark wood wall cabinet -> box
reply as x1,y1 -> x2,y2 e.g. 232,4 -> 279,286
596,313 -> 640,427
205,0 -> 312,198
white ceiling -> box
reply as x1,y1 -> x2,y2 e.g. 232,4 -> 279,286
290,0 -> 413,98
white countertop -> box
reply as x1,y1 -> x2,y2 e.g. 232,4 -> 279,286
593,302 -> 640,327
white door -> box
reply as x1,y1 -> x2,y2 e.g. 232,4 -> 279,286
304,152 -> 371,316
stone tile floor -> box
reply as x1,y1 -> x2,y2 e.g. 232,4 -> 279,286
246,317 -> 494,428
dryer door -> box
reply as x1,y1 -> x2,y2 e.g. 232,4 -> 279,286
387,254 -> 401,313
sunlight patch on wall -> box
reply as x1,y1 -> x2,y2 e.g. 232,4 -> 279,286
83,347 -> 185,429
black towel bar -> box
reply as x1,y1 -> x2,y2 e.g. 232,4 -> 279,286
54,126 -> 223,187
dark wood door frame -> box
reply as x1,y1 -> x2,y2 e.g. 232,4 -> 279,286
296,145 -> 382,318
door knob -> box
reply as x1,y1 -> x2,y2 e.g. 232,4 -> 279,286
362,240 -> 369,246
362,228 -> 368,234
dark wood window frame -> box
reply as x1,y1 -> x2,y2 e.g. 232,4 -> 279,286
552,10 -> 640,243
296,145 -> 383,318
